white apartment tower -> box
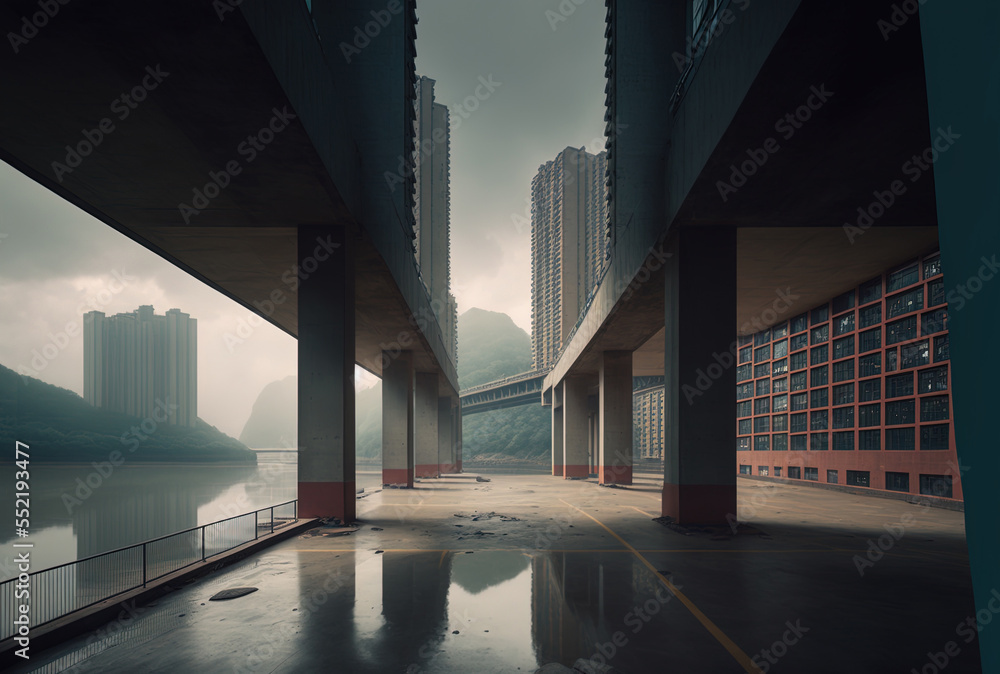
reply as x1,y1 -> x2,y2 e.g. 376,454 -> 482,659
530,147 -> 609,370
83,306 -> 197,426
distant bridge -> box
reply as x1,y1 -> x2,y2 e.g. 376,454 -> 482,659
459,370 -> 549,415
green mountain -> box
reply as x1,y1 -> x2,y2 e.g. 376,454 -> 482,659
458,309 -> 550,463
0,364 -> 257,463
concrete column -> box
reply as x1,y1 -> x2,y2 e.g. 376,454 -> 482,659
414,373 -> 439,478
663,226 -> 737,524
382,351 -> 414,487
562,377 -> 589,478
438,397 -> 453,474
297,226 -> 355,521
551,385 -> 564,476
599,351 -> 633,484
455,403 -> 463,473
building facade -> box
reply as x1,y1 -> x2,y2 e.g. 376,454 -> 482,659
735,252 -> 961,501
413,75 -> 458,364
633,382 -> 664,460
83,306 -> 197,427
530,147 -> 609,371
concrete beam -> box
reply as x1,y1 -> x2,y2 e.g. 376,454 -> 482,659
297,226 -> 355,520
382,351 -> 414,487
599,351 -> 633,485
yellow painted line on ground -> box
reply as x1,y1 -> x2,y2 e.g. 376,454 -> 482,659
439,550 -> 447,568
559,498 -> 764,674
629,505 -> 657,518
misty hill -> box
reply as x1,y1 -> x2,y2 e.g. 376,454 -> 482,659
0,364 -> 256,463
458,309 -> 549,463
240,376 -> 383,459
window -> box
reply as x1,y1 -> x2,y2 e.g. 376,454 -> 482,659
754,363 -> 770,379
772,394 -> 788,412
804,466 -> 819,480
886,348 -> 898,372
832,291 -> 856,315
755,345 -> 771,362
790,351 -> 807,371
754,329 -> 771,346
832,433 -> 853,452
901,340 -> 929,369
811,345 -> 828,365
811,306 -> 829,325
832,359 -> 854,383
887,288 -> 924,318
859,379 -> 880,402
858,403 -> 881,427
918,366 -> 948,393
739,345 -> 753,363
774,466 -> 782,476
833,336 -> 855,360
772,433 -> 788,451
773,323 -> 788,339
920,424 -> 950,450
922,308 -> 948,335
790,413 -> 808,433
790,435 -> 807,451
886,316 -> 918,344
740,464 -> 752,475
859,303 -> 882,329
756,379 -> 771,396
832,406 -> 854,429
772,377 -> 788,393
859,353 -> 881,377
860,277 -> 882,305
886,427 -> 916,451
934,335 -> 950,363
827,469 -> 840,483
738,419 -> 752,435
887,262 -> 919,291
859,328 -> 881,353
811,410 -> 828,430
885,471 -> 910,492
772,414 -> 788,432
739,334 -> 753,346
833,383 -> 854,405
928,278 -> 945,306
788,466 -> 802,479
755,436 -> 770,451
810,433 -> 828,451
772,358 -> 788,376
754,397 -> 771,415
811,325 -> 829,344
846,470 -> 870,487
834,311 -> 855,336
754,417 -> 770,433
758,466 -> 769,476
790,392 -> 808,411
885,373 -> 914,398
811,366 -> 828,387
886,399 -> 915,425
737,400 -> 752,418
737,382 -> 754,400
920,474 -> 952,498
737,437 -> 750,450
773,340 -> 788,358
790,372 -> 807,391
859,429 -> 880,451
790,333 -> 808,352
811,388 -> 828,408
790,313 -> 808,334
737,363 -> 752,382
923,255 -> 942,279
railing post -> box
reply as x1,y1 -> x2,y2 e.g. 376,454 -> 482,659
255,510 -> 259,540
201,527 -> 206,562
294,500 -> 297,521
142,544 -> 147,588
271,506 -> 275,534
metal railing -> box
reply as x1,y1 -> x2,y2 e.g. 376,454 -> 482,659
0,500 -> 297,640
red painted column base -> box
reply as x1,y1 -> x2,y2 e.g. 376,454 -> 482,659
661,483 -> 737,525
552,464 -> 564,477
299,481 -> 356,522
437,463 -> 455,475
415,464 -> 440,478
564,464 -> 589,479
457,459 -> 462,473
599,465 -> 633,485
383,468 -> 413,487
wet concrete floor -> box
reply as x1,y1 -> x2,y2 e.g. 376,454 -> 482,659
14,474 -> 980,673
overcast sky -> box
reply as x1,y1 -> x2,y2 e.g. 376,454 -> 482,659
0,0 -> 606,438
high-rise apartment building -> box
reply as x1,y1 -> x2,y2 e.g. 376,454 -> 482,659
530,147 -> 609,371
83,306 -> 197,427
413,75 -> 458,363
